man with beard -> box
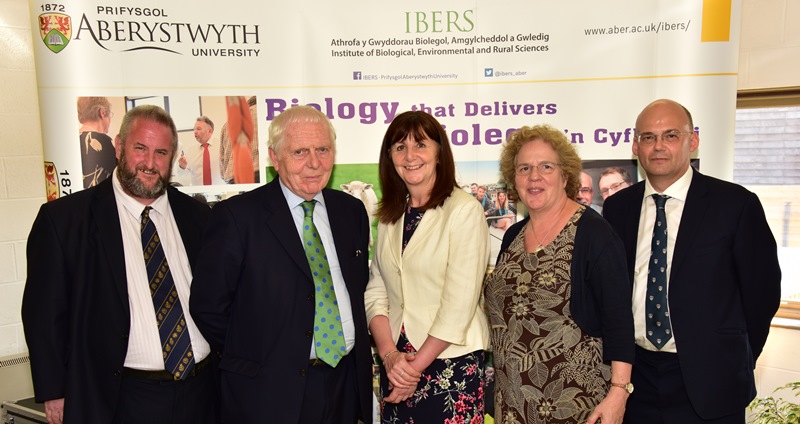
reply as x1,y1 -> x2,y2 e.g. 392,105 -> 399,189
22,105 -> 216,424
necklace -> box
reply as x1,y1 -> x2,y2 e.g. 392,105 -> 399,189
528,197 -> 568,253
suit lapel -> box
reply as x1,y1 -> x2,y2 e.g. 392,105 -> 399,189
324,189 -> 358,284
262,180 -> 312,280
670,169 -> 708,280
386,216 -> 403,270
623,183 -> 645,284
168,188 -> 199,266
91,180 -> 129,307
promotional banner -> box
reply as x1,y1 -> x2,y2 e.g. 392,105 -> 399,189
30,1 -> 742,421
31,0 -> 742,263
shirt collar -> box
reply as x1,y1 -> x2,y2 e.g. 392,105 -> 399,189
277,177 -> 326,210
112,167 -> 170,219
643,166 -> 693,202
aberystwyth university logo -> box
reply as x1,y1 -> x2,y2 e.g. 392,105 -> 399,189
35,4 -> 261,56
38,11 -> 72,53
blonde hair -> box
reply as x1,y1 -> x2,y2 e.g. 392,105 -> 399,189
267,105 -> 336,154
499,124 -> 582,199
77,97 -> 111,123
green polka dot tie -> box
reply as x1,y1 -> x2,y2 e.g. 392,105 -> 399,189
301,201 -> 346,367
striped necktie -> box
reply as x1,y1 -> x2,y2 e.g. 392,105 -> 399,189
141,206 -> 195,379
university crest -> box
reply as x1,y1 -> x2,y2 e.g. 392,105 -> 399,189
44,162 -> 59,202
39,13 -> 72,53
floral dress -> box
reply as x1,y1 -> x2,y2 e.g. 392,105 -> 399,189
379,205 -> 486,424
484,207 -> 610,424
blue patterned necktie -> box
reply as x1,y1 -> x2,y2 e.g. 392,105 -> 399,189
141,207 -> 195,379
646,194 -> 672,349
301,201 -> 346,366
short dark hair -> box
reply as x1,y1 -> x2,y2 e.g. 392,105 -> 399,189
377,111 -> 457,224
599,166 -> 632,184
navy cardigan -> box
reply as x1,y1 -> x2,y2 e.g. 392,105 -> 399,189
497,207 -> 635,364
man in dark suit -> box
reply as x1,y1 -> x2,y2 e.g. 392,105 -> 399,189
22,105 -> 215,424
190,105 -> 373,423
603,99 -> 781,423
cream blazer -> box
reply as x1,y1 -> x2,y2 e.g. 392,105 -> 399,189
365,188 -> 490,358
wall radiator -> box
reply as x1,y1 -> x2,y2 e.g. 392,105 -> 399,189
0,354 -> 34,403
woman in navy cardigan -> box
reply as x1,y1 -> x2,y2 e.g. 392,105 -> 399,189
484,124 -> 634,424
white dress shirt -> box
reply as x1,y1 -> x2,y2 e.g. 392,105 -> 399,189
278,178 -> 356,359
632,167 -> 693,353
173,139 -> 225,186
112,171 -> 211,370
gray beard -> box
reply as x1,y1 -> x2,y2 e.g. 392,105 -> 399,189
116,150 -> 171,200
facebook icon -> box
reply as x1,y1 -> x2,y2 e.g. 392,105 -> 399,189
353,71 -> 362,80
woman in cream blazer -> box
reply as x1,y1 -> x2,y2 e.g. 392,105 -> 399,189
365,111 -> 490,423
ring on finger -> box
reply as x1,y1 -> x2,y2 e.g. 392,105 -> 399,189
399,370 -> 405,377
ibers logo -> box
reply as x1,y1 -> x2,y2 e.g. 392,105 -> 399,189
38,11 -> 72,53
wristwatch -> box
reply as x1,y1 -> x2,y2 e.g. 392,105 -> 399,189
610,382 -> 634,394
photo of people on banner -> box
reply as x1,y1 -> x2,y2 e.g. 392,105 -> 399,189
576,160 -> 639,214
76,95 -> 260,194
456,159 -> 637,267
577,158 -> 699,215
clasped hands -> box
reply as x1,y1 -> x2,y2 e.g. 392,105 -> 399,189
382,350 -> 421,404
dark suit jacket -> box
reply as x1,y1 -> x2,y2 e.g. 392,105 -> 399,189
189,179 -> 373,423
21,179 -> 210,423
602,168 -> 781,419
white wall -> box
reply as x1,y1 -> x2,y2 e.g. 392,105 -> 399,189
755,325 -> 800,403
738,0 -> 800,90
0,0 -> 44,356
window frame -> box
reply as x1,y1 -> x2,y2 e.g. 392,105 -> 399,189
736,87 -> 800,325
